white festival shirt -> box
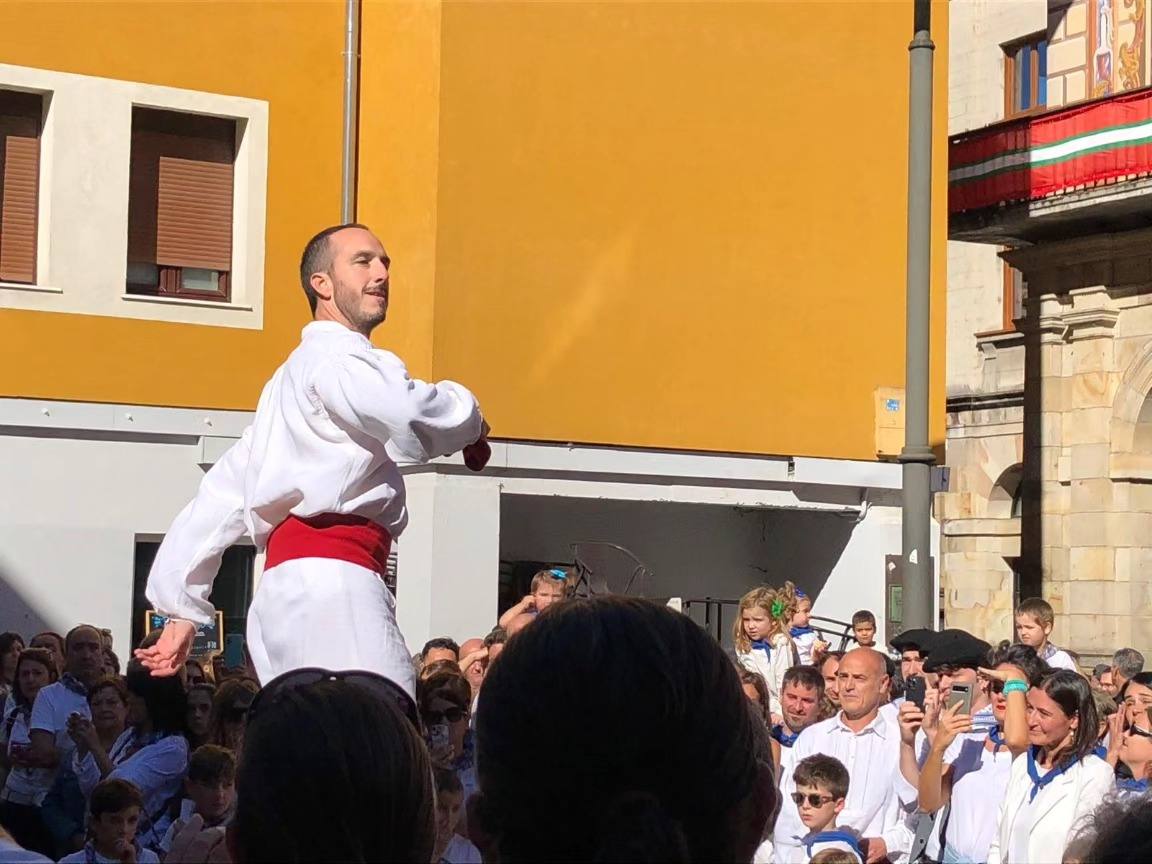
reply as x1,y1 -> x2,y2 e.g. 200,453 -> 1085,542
146,321 -> 483,625
1040,643 -> 1078,672
784,709 -> 911,861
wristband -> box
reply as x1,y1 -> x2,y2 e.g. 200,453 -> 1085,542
1002,679 -> 1028,695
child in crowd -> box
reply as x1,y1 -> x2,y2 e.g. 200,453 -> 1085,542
1014,597 -> 1078,671
498,568 -> 569,629
58,778 -> 160,864
788,588 -> 828,666
790,754 -> 862,864
734,585 -> 798,721
158,745 -> 236,855
433,767 -> 481,864
850,610 -> 876,649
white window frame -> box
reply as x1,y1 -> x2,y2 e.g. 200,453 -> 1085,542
0,63 -> 268,330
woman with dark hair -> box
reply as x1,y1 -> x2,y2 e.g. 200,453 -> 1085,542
0,648 -> 58,855
0,632 -> 24,707
209,679 -> 258,759
68,660 -> 189,850
85,677 -> 128,758
1117,671 -> 1152,727
986,669 -> 1113,864
228,671 -> 435,863
475,597 -> 775,863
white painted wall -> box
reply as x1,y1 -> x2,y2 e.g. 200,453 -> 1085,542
499,494 -> 910,648
947,0 -> 1048,398
0,431 -> 212,651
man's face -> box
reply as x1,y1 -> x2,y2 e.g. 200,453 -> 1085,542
836,651 -> 887,718
781,682 -> 821,733
187,779 -> 234,825
66,627 -> 104,682
1101,669 -> 1116,694
187,691 -> 214,737
821,657 -> 841,705
317,227 -> 391,335
853,622 -> 876,646
901,650 -> 924,681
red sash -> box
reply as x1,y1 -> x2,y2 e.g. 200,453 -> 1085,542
265,514 -> 392,575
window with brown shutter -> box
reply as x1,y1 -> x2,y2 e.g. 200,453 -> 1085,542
127,108 -> 236,301
0,89 -> 43,284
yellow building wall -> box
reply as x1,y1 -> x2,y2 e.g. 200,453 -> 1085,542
0,0 -> 344,410
361,0 -> 949,461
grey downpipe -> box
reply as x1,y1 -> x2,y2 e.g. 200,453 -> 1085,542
341,0 -> 361,223
900,0 -> 937,632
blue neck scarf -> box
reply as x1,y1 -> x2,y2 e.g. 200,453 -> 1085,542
750,639 -> 771,654
1093,743 -> 1108,760
988,725 -> 1006,751
1117,777 -> 1150,793
790,626 -> 815,638
1026,745 -> 1076,802
771,724 -> 799,748
60,673 -> 88,697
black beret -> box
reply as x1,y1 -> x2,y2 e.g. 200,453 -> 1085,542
889,628 -> 939,654
922,631 -> 993,673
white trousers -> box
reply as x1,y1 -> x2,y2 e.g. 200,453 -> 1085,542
245,557 -> 416,698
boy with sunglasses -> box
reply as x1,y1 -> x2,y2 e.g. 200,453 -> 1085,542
789,755 -> 862,864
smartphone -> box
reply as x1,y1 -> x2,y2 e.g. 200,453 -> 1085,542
905,676 -> 927,710
223,634 -> 246,670
947,682 -> 973,716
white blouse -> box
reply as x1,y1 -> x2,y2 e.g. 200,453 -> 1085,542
146,321 -> 483,626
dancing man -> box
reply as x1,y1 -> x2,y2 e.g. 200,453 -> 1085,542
136,224 -> 489,697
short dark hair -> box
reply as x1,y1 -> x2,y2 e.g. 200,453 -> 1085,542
125,659 -> 188,735
851,610 -> 876,627
90,778 -> 143,819
986,642 -> 1049,686
299,223 -> 371,314
483,627 -> 508,648
188,745 -> 236,785
782,666 -> 825,696
0,632 -> 23,657
793,754 -> 850,800
421,638 -> 460,661
1093,663 -> 1112,680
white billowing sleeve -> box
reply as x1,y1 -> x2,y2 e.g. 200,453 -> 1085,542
313,351 -> 483,463
145,429 -> 253,626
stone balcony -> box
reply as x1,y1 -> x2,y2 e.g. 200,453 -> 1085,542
950,86 -> 1152,245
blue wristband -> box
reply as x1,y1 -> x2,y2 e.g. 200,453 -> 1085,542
1003,679 -> 1028,695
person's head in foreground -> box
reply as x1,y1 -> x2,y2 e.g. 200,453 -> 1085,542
1068,792 -> 1152,863
476,597 -> 775,863
229,669 -> 433,863
792,754 -> 849,834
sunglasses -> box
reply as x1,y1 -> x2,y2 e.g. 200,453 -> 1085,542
790,792 -> 836,807
422,706 -> 468,725
249,668 -> 419,730
1128,725 -> 1152,740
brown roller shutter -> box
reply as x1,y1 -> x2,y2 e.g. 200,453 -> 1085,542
0,90 -> 42,284
128,109 -> 235,283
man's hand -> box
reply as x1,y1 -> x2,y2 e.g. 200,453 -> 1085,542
898,700 -> 924,747
459,646 -> 489,673
933,702 -> 972,753
922,687 -> 941,742
114,838 -> 137,864
66,714 -> 101,757
862,836 -> 888,864
134,619 -> 196,677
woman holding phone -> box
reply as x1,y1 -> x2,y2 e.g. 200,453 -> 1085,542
986,670 -> 1114,864
914,643 -> 1045,864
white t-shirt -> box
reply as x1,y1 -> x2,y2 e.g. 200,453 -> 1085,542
438,834 -> 481,864
28,680 -> 90,766
940,734 -> 1015,862
2,709 -> 55,803
1041,644 -> 1078,672
58,847 -> 160,864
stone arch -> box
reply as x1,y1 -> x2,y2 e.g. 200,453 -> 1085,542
988,463 -> 1024,519
1111,339 -> 1152,479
